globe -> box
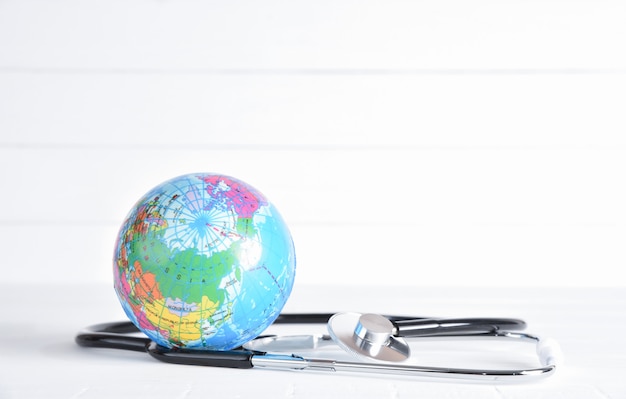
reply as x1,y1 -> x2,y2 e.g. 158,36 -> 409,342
113,173 -> 296,350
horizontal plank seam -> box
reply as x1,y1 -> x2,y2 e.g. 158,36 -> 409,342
2,66 -> 626,76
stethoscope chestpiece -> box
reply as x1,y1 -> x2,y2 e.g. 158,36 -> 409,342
327,312 -> 411,362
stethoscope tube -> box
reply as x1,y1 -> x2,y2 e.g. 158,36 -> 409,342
75,313 -> 560,381
75,321 -> 150,352
74,313 -> 525,353
76,321 -> 260,368
392,317 -> 526,336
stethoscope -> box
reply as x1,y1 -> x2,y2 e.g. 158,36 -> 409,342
76,312 -> 561,382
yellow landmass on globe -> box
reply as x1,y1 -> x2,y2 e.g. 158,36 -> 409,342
143,295 -> 220,343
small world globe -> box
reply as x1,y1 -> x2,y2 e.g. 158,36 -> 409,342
113,173 -> 296,350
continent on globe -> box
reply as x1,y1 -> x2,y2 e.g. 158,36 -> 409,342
113,174 -> 296,350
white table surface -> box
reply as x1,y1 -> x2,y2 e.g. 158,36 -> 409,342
1,283 -> 624,399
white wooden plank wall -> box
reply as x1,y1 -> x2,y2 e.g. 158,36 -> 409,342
1,0 -> 625,286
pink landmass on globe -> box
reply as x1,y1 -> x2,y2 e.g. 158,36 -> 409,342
200,175 -> 267,218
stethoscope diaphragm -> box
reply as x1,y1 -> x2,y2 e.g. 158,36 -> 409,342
327,312 -> 411,362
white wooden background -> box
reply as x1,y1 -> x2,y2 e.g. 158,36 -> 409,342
1,0 -> 625,287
